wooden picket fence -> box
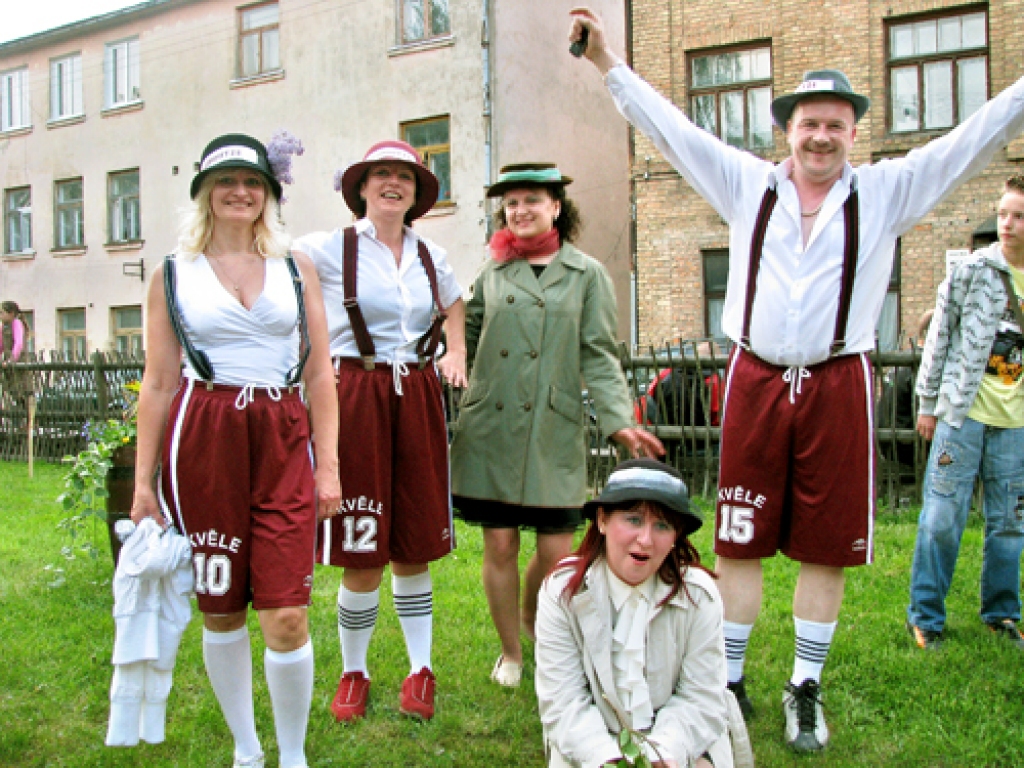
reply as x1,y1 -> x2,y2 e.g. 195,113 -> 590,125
0,351 -> 144,463
0,343 -> 926,508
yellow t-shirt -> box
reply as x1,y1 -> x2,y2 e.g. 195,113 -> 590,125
968,263 -> 1024,428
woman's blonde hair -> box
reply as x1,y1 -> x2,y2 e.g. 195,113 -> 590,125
176,175 -> 290,260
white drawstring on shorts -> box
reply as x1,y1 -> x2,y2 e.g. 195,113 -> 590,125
391,356 -> 410,396
782,366 -> 811,404
234,384 -> 282,410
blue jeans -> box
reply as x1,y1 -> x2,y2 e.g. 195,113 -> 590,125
907,416 -> 1024,633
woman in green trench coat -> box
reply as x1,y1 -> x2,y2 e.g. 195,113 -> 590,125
449,163 -> 663,688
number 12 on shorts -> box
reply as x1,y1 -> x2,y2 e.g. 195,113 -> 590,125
718,505 -> 754,544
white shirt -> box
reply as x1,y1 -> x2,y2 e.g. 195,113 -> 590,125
295,219 -> 463,364
606,563 -> 656,733
173,254 -> 301,386
607,64 -> 1024,367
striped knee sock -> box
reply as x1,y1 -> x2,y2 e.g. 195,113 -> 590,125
792,617 -> 837,685
723,620 -> 754,684
393,571 -> 433,673
338,585 -> 379,676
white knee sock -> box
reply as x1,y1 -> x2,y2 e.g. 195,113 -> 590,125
393,570 -> 433,673
338,584 -> 379,675
265,641 -> 313,768
723,620 -> 754,684
202,626 -> 262,762
792,617 -> 837,686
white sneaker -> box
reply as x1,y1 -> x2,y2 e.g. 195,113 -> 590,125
233,753 -> 265,768
782,679 -> 828,752
490,655 -> 522,688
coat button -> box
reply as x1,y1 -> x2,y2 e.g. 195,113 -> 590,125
507,295 -> 515,304
537,299 -> 545,307
529,350 -> 538,359
500,349 -> 509,357
496,401 -> 504,410
524,403 -> 532,412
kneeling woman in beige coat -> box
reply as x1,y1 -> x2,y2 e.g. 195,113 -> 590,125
536,459 -> 746,768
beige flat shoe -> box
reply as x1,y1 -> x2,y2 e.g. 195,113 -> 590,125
490,655 -> 522,688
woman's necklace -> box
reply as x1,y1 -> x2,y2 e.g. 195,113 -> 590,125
207,250 -> 259,294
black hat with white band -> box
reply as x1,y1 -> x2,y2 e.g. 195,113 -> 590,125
582,458 -> 701,535
190,133 -> 282,200
770,69 -> 871,128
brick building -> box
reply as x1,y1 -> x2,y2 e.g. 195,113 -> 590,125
627,0 -> 1024,348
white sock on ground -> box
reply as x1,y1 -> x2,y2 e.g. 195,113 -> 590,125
265,640 -> 313,768
202,626 -> 262,762
723,620 -> 755,684
791,617 -> 837,686
338,584 -> 379,675
392,570 -> 433,673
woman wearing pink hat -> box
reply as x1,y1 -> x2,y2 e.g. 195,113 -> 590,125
294,140 -> 466,723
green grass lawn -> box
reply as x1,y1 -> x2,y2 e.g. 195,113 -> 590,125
0,461 -> 1021,767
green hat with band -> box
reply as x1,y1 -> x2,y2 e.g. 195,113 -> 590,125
486,162 -> 573,198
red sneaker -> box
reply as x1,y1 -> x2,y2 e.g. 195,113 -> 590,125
399,667 -> 436,720
331,671 -> 370,722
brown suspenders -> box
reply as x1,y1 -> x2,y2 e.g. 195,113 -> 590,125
740,181 -> 861,358
342,226 -> 448,371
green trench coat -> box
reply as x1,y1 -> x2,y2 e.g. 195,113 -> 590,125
449,243 -> 635,508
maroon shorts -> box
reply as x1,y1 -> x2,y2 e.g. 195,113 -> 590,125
714,349 -> 876,567
160,380 -> 317,614
318,359 -> 454,569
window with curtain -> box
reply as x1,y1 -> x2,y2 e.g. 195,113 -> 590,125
108,170 -> 141,243
1,67 -> 30,131
690,44 -> 773,150
55,179 -> 85,249
400,0 -> 450,44
239,2 -> 280,77
402,116 -> 452,205
50,53 -> 83,120
888,10 -> 987,133
104,37 -> 141,108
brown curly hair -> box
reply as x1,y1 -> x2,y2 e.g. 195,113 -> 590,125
491,183 -> 583,243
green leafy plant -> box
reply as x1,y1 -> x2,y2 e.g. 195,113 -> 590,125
604,696 -> 667,767
54,381 -> 139,568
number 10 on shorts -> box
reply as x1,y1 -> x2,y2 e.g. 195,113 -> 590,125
718,505 -> 754,544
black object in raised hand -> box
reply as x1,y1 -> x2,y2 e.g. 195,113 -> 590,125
570,26 -> 589,58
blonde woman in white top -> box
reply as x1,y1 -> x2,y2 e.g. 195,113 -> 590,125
132,132 -> 340,768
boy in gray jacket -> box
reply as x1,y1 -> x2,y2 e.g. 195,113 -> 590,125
907,175 -> 1024,650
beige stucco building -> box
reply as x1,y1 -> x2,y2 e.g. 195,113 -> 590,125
0,0 -> 630,355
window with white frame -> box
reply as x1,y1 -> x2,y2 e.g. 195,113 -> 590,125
57,308 -> 87,358
702,249 -> 729,345
888,10 -> 987,133
402,116 -> 451,205
1,67 -> 30,132
690,45 -> 773,150
239,2 -> 280,77
104,37 -> 141,108
108,170 -> 140,243
50,53 -> 83,120
111,306 -> 143,355
4,187 -> 31,255
55,178 -> 84,249
400,0 -> 450,44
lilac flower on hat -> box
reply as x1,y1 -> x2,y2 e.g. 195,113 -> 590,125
333,169 -> 345,193
267,130 -> 305,202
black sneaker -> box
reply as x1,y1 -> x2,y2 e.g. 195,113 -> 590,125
783,679 -> 828,753
986,619 -> 1024,649
727,677 -> 755,720
906,620 -> 942,650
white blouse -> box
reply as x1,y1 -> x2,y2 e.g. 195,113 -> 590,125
295,219 -> 463,365
172,254 -> 300,387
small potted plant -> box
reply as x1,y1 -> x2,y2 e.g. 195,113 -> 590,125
57,381 -> 139,567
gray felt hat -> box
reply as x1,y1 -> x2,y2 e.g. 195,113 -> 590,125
582,458 -> 701,535
771,69 -> 870,128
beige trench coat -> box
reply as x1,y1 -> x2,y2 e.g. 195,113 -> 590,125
535,560 -> 738,768
449,243 -> 634,508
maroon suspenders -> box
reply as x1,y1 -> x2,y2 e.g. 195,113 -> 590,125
740,181 -> 861,357
342,226 -> 448,371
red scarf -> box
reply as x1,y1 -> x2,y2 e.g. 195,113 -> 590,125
488,228 -> 560,264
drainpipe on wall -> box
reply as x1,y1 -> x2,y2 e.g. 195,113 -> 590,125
625,0 -> 638,349
481,0 -> 493,242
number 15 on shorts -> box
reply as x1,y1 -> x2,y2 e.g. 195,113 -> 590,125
719,505 -> 754,544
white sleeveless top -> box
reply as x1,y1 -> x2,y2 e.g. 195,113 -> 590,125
173,254 -> 300,386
